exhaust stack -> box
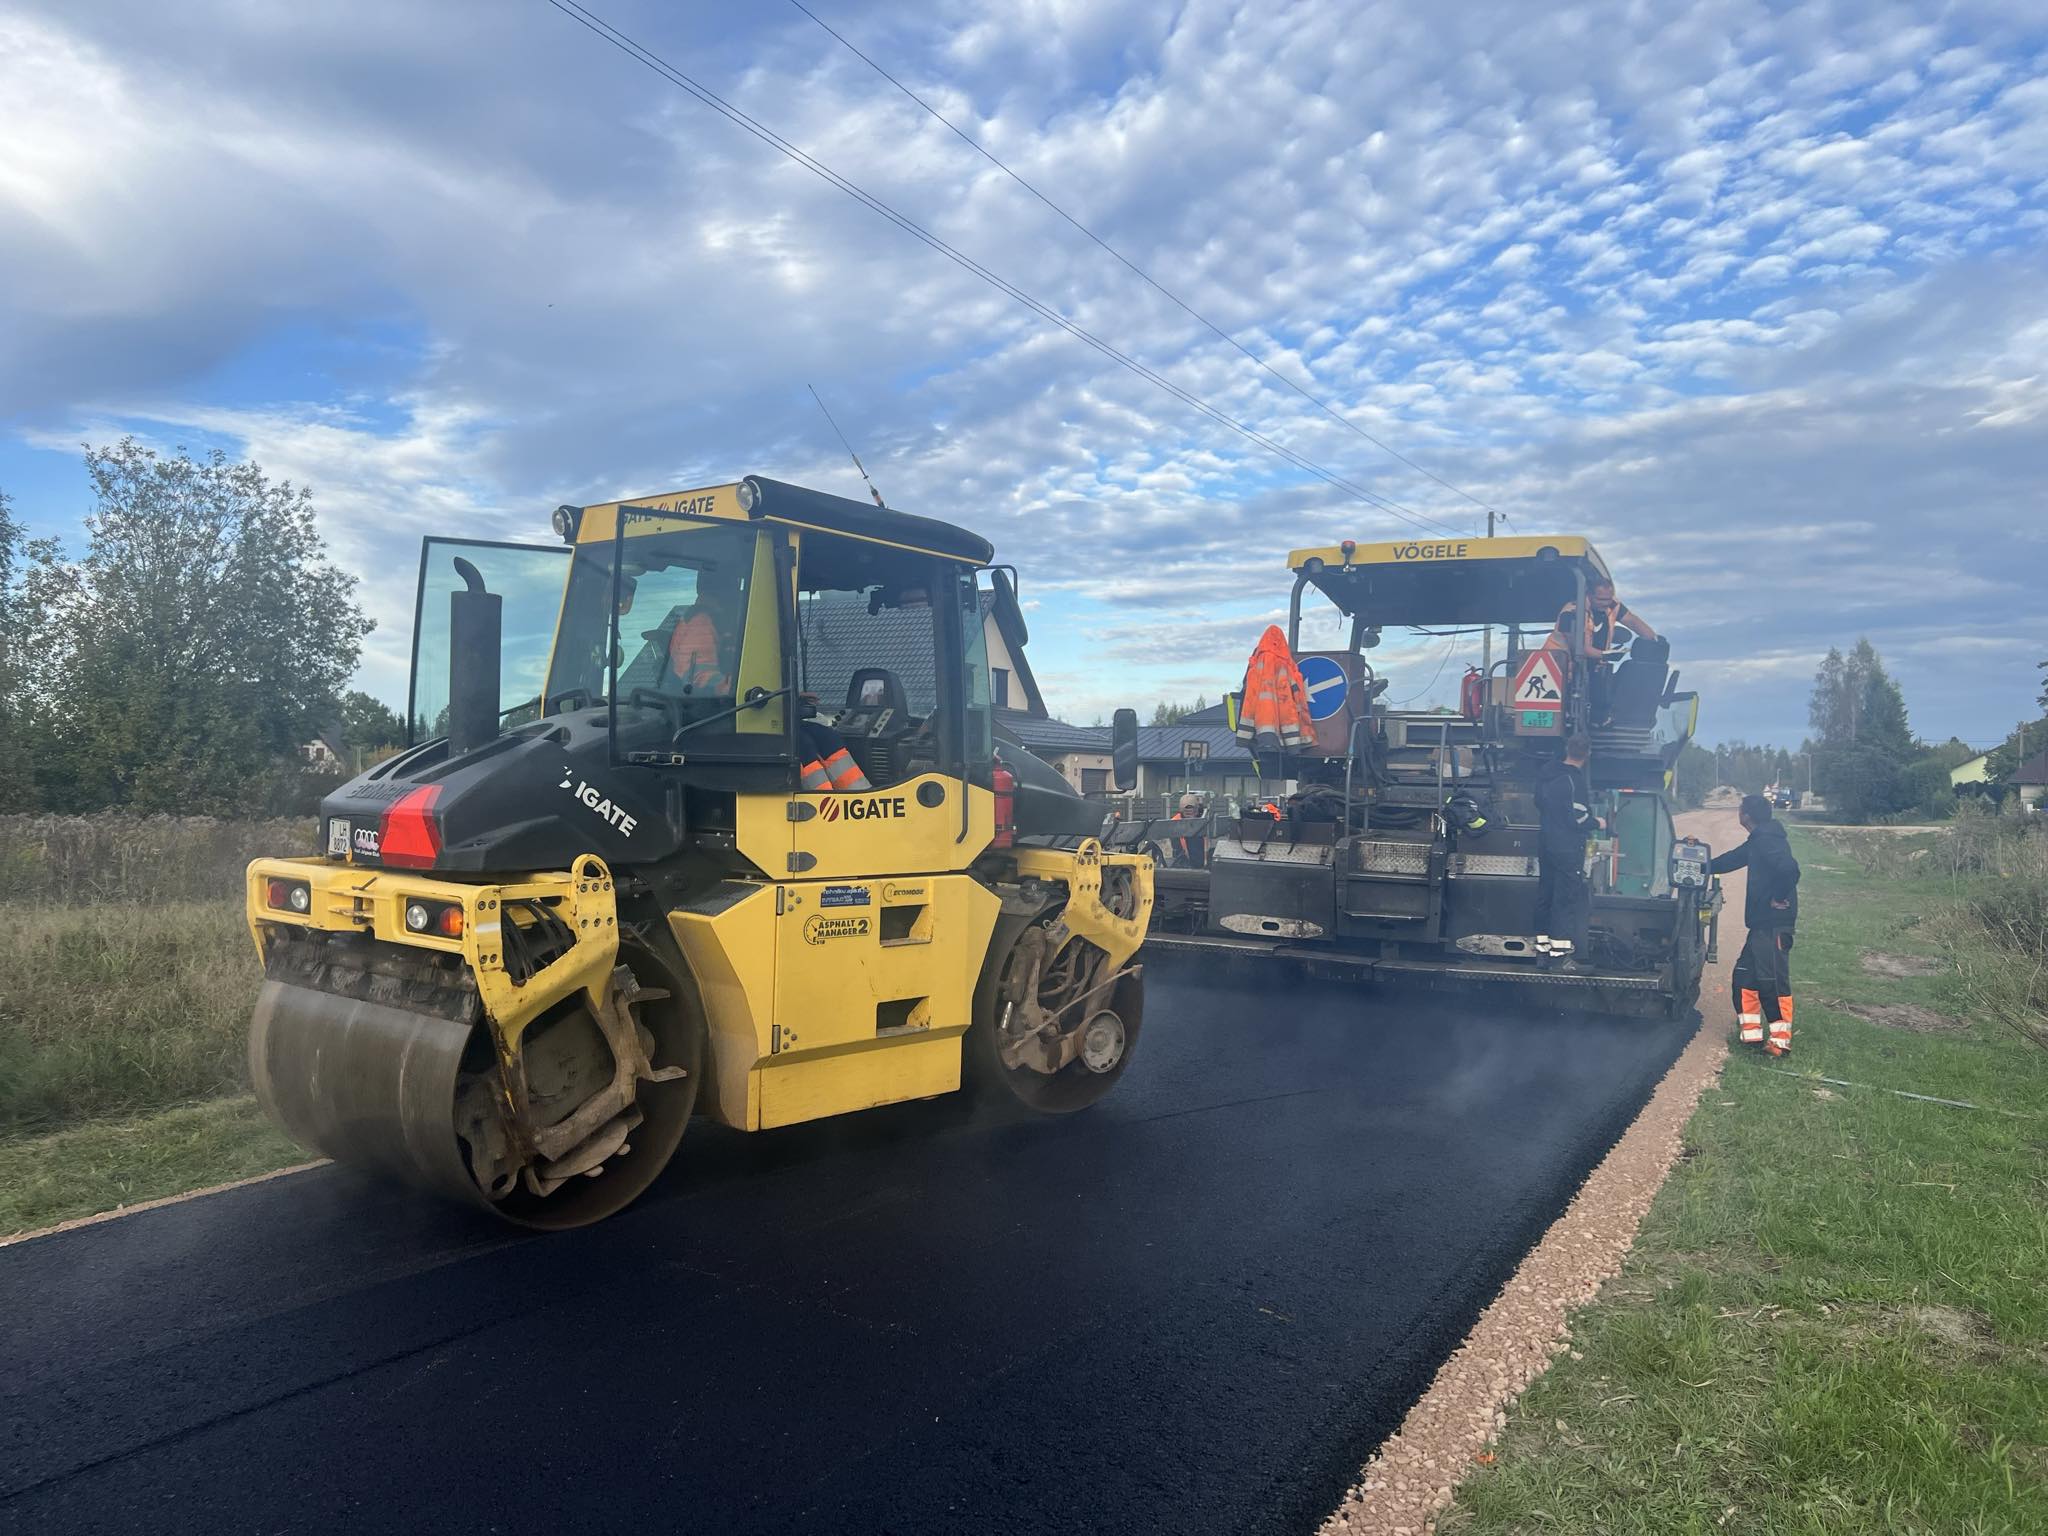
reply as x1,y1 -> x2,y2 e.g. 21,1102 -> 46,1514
447,557 -> 502,757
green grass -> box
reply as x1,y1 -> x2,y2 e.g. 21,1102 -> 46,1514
0,1095 -> 306,1238
0,900 -> 262,1135
1446,826 -> 2048,1535
0,893 -> 310,1235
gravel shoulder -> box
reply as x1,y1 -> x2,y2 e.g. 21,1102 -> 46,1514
1321,808 -> 1746,1536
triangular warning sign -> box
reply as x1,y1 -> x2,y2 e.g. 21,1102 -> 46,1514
1511,649 -> 1565,706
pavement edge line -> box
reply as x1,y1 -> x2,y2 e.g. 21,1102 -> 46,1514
1317,808 -> 1744,1536
0,1159 -> 330,1249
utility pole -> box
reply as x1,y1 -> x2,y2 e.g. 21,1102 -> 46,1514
1478,507 -> 1496,683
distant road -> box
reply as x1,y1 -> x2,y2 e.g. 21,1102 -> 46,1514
0,973 -> 1693,1535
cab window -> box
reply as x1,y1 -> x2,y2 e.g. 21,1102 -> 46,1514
795,552 -> 949,788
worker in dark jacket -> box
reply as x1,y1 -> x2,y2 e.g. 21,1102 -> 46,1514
1533,735 -> 1597,964
1710,793 -> 1801,1054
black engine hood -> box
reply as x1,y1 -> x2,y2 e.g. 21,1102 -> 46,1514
321,709 -> 688,875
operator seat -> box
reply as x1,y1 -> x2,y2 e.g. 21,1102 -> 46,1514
1606,635 -> 1670,726
835,667 -> 916,785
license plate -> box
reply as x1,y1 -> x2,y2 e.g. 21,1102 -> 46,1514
1521,709 -> 1557,728
327,818 -> 350,857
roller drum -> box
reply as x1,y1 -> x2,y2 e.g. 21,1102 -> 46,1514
249,980 -> 491,1211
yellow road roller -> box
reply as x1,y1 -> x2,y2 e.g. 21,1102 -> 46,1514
246,476 -> 1151,1227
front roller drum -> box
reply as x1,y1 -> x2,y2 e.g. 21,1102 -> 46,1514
250,951 -> 700,1229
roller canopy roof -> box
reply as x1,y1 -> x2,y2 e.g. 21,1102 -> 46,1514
744,477 -> 994,564
582,477 -> 996,565
1287,535 -> 1614,627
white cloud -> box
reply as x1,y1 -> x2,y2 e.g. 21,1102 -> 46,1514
3,0 -> 2045,745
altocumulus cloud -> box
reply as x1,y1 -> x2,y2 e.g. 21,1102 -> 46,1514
2,0 -> 2044,742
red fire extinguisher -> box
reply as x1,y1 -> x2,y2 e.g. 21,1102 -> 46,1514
992,759 -> 1017,848
1460,666 -> 1486,721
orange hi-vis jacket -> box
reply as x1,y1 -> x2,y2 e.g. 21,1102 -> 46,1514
669,611 -> 729,693
1233,625 -> 1312,755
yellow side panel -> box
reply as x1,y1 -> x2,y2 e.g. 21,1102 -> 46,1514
735,776 -> 995,883
758,872 -> 1000,1130
666,883 -> 778,1132
666,873 -> 1000,1132
757,1035 -> 963,1130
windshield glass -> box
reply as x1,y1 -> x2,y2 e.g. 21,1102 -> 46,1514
543,521 -> 763,715
410,539 -> 570,742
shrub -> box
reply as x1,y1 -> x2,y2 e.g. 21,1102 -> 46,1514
0,814 -> 312,905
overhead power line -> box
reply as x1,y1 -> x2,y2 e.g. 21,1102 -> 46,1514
543,0 -> 1468,540
789,0 -> 1504,531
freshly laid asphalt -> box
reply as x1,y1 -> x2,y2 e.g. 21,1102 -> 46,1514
0,974 -> 1694,1536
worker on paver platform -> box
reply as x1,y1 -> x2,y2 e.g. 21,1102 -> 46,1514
1546,578 -> 1662,725
1711,793 -> 1801,1055
1172,793 -> 1209,868
1551,577 -> 1659,661
1533,734 -> 1597,966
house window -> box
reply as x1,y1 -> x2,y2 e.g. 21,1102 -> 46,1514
1081,767 -> 1110,794
1183,740 -> 1207,760
991,667 -> 1010,707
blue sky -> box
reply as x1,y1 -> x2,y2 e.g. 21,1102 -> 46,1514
4,0 -> 2045,747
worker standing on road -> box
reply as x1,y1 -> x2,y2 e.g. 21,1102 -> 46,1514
1533,735 -> 1597,966
1710,793 -> 1801,1054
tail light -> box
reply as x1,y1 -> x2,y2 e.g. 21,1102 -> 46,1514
381,785 -> 444,869
992,762 -> 1016,850
266,878 -> 312,914
403,899 -> 465,937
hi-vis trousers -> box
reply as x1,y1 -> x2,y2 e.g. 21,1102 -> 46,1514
1732,925 -> 1794,1053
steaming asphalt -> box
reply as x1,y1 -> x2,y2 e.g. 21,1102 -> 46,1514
0,975 -> 1694,1536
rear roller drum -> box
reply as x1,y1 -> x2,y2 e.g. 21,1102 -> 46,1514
967,915 -> 1145,1113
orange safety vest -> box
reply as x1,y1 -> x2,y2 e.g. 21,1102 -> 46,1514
1547,599 -> 1634,663
669,610 -> 729,693
1233,625 -> 1312,754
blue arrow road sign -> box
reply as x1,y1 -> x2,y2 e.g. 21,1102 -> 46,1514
1299,655 -> 1349,721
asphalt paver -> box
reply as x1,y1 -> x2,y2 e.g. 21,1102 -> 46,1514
0,975 -> 1694,1535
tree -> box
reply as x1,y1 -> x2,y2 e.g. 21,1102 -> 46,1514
341,690 -> 405,760
1150,695 -> 1209,726
32,441 -> 372,813
1807,638 -> 1919,821
0,490 -> 42,809
1982,657 -> 2048,783
1674,742 -> 1715,807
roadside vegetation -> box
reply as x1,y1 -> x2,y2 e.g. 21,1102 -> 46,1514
0,815 -> 309,1235
1447,816 -> 2048,1533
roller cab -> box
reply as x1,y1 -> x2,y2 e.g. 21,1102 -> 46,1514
246,476 -> 1151,1227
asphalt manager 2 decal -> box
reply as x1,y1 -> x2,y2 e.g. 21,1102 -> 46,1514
804,913 -> 870,944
